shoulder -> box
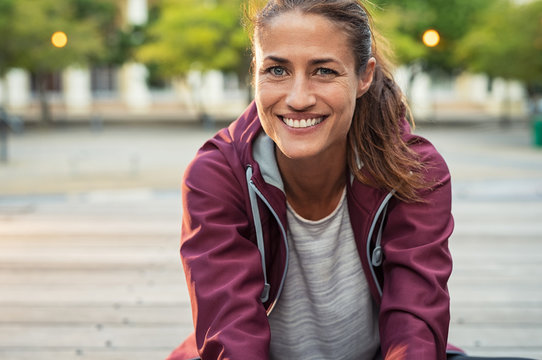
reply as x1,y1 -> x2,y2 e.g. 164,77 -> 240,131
404,130 -> 451,187
398,116 -> 451,185
181,103 -> 265,225
183,102 -> 261,188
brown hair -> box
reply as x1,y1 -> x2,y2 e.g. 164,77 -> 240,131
248,0 -> 426,202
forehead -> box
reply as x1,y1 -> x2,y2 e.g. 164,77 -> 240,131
255,11 -> 354,65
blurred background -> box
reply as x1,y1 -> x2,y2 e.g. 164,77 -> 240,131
0,0 -> 541,126
0,0 -> 541,359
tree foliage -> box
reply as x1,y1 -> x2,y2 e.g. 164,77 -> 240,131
0,0 -> 16,76
0,0 -> 118,74
370,0 -> 542,91
0,0 -> 123,121
136,0 -> 250,79
371,0 -> 494,73
371,4 -> 427,66
456,0 -> 542,87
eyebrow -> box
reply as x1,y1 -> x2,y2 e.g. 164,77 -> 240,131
265,55 -> 339,66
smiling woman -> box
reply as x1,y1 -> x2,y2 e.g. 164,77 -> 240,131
164,1 -> 531,360
254,10 -> 375,220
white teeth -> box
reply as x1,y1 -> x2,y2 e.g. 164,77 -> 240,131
282,117 -> 323,128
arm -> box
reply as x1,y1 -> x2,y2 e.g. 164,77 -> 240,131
181,143 -> 270,360
379,140 -> 454,360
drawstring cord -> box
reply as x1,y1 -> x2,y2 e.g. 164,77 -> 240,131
246,165 -> 271,303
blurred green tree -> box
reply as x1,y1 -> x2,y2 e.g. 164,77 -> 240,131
137,0 -> 249,77
456,0 -> 542,110
0,0 -> 16,77
369,0 -> 496,106
136,0 -> 250,121
372,0 -> 494,72
72,0 -> 133,66
0,0 -> 120,121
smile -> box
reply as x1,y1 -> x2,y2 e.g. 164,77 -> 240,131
281,116 -> 324,128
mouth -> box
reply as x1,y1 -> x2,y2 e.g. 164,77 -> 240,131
280,116 -> 325,129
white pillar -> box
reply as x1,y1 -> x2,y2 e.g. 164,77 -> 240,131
489,78 -> 528,118
504,80 -> 528,117
0,77 -> 5,106
455,73 -> 489,103
126,0 -> 148,25
187,71 -> 203,108
5,68 -> 30,111
393,65 -> 410,96
63,67 -> 92,114
202,70 -> 224,106
488,78 -> 508,116
121,62 -> 151,112
410,72 -> 432,120
120,0 -> 150,113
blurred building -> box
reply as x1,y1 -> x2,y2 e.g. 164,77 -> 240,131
395,67 -> 529,123
0,0 -> 249,124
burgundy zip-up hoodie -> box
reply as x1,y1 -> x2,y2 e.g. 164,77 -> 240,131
168,102 -> 458,360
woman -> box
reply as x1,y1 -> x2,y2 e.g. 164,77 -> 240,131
167,1 -> 530,359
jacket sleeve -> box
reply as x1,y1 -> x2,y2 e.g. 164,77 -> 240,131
379,139 -> 454,360
180,142 -> 270,360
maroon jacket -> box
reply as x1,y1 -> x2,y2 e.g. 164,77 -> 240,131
168,102 -> 458,360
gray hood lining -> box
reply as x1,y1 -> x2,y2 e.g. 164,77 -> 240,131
252,132 -> 284,191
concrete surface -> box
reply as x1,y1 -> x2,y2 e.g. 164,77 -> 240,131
0,120 -> 541,359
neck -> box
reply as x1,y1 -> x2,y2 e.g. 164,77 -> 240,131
276,148 -> 347,221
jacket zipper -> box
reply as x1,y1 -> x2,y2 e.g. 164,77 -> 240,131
366,190 -> 395,299
246,165 -> 289,315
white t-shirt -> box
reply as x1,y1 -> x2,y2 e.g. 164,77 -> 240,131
268,188 -> 380,360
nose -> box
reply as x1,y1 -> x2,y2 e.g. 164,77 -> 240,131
285,76 -> 316,111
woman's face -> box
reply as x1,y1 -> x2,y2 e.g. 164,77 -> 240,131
254,11 -> 374,162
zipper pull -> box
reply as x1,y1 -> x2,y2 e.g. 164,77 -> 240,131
372,246 -> 383,267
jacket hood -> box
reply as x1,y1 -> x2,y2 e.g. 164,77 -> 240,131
224,102 -> 263,168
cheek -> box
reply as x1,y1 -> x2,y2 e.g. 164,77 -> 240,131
255,82 -> 285,132
255,86 -> 272,123
328,87 -> 357,134
326,84 -> 358,116
256,81 -> 282,107
255,85 -> 279,137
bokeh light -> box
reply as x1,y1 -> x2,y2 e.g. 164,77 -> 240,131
422,29 -> 440,47
51,31 -> 68,48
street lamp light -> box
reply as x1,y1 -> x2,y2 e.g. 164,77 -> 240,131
422,29 -> 440,47
51,31 -> 68,48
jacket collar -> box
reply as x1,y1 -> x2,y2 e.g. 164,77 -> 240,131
252,132 -> 284,192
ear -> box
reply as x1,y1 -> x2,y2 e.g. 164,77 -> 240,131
356,57 -> 376,98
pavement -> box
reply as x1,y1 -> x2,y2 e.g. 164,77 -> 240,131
0,123 -> 215,197
0,120 -> 541,359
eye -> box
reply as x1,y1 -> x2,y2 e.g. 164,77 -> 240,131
267,66 -> 287,76
315,67 -> 338,76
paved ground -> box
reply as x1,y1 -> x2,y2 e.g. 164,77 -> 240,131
0,120 -> 541,359
419,123 -> 542,358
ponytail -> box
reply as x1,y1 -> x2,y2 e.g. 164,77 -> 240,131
348,39 -> 427,203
